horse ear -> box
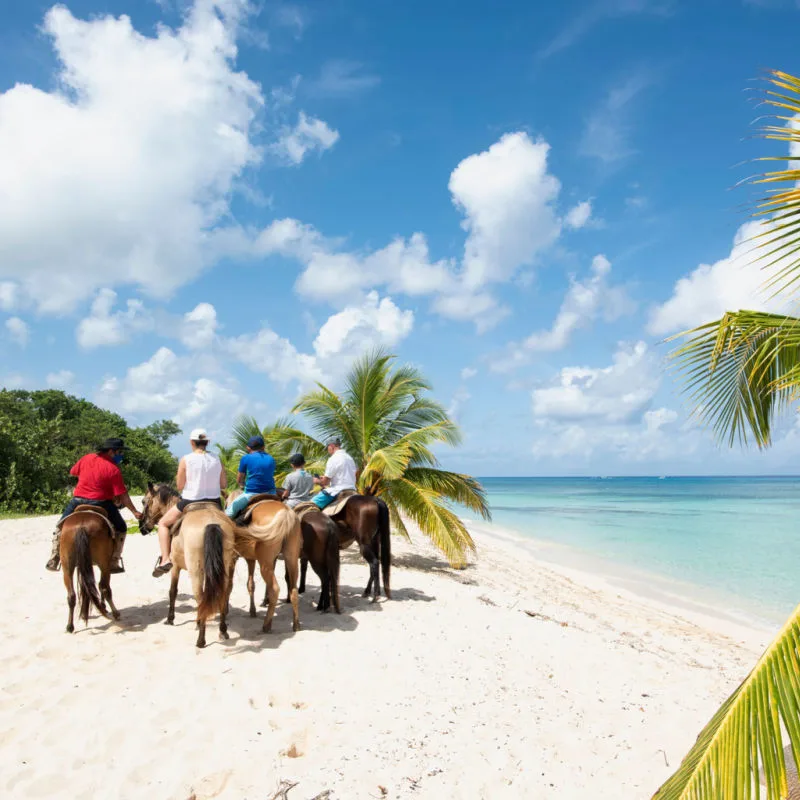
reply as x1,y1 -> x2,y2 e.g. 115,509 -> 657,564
147,481 -> 154,492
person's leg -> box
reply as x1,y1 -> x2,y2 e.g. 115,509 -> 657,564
156,505 -> 181,568
226,492 -> 251,518
313,490 -> 333,510
97,500 -> 129,574
46,497 -> 83,571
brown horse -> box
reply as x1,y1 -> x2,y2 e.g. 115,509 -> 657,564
59,509 -> 121,633
229,497 -> 302,633
278,509 -> 341,614
331,495 -> 391,603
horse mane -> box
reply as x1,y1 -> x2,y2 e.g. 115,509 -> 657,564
156,484 -> 180,503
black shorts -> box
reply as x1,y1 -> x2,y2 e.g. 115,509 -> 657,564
61,497 -> 127,533
177,497 -> 223,512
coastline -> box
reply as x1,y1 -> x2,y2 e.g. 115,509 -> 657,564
0,511 -> 772,798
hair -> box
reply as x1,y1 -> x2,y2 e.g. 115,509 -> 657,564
192,439 -> 209,451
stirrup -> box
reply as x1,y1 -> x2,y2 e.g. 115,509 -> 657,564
110,558 -> 125,575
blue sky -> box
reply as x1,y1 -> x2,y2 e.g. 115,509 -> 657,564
1,0 -> 800,476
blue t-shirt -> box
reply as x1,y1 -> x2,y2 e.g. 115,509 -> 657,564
238,451 -> 276,494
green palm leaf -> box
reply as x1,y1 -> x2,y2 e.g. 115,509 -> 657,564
652,604 -> 800,799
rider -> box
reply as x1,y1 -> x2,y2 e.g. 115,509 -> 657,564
45,437 -> 142,574
281,453 -> 315,508
153,428 -> 226,577
313,437 -> 357,510
225,435 -> 276,519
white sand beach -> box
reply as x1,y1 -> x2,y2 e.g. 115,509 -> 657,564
0,510 -> 774,800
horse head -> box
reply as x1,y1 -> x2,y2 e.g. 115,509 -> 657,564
139,482 -> 179,534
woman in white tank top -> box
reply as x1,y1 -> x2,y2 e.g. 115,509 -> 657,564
153,428 -> 227,577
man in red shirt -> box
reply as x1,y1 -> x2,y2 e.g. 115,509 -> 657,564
45,437 -> 142,573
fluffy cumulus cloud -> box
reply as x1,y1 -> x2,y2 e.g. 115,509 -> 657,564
0,0 -> 336,313
76,289 -> 153,349
180,303 -> 219,350
648,221 -> 792,335
5,317 -> 29,347
46,370 -> 77,390
261,131 -> 586,331
528,343 -> 685,462
313,292 -> 414,360
494,255 -> 633,371
532,341 -> 659,423
97,346 -> 245,435
274,112 -> 339,165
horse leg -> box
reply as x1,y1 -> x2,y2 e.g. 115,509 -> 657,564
360,540 -> 381,603
299,556 -> 308,594
99,562 -> 120,621
284,564 -> 291,604
284,551 -> 300,633
63,559 -> 76,634
247,558 -> 257,618
261,564 -> 279,633
318,576 -> 330,612
166,567 -> 180,625
219,600 -> 230,641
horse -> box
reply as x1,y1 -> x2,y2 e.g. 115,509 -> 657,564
330,495 -> 392,603
59,508 -> 121,633
227,490 -> 340,615
227,495 -> 302,633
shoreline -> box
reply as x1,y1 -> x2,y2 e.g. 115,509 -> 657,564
0,510 -> 773,798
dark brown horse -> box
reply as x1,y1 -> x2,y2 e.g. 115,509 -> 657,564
278,510 -> 341,613
271,495 -> 390,604
59,509 -> 121,633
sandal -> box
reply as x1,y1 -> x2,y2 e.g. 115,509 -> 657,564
152,557 -> 173,577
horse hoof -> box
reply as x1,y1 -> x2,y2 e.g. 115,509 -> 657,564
262,624 -> 272,634
112,611 -> 121,620
370,596 -> 378,604
362,589 -> 370,598
293,623 -> 300,632
196,640 -> 206,648
249,610 -> 256,618
165,618 -> 174,626
66,625 -> 74,634
220,631 -> 230,641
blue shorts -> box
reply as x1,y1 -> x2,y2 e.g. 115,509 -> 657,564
313,490 -> 335,509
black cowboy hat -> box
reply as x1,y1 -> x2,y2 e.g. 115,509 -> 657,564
97,437 -> 126,452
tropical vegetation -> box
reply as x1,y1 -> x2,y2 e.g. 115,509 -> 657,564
229,351 -> 490,567
0,389 -> 179,514
654,70 -> 800,799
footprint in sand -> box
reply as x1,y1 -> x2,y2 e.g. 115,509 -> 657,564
185,769 -> 233,799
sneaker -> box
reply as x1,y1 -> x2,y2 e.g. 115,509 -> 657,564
152,558 -> 172,577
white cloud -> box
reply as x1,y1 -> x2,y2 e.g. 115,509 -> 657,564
447,387 -> 471,423
313,292 -> 413,359
0,283 -> 19,312
76,289 -> 153,349
46,370 -> 76,390
5,317 -> 29,347
648,221 -> 791,335
564,200 -> 593,229
180,303 -> 219,349
643,407 -> 678,432
461,367 -> 478,380
97,346 -> 245,436
494,254 -> 633,371
274,112 -> 339,165
0,0 -> 265,313
531,341 -> 660,423
449,132 -> 562,289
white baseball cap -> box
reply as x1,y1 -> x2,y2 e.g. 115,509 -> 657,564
189,428 -> 209,442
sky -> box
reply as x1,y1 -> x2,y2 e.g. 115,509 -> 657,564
2,0 -> 800,476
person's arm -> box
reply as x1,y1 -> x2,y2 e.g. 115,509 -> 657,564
176,457 -> 187,493
236,455 -> 247,489
115,492 -> 142,520
69,458 -> 82,478
219,467 -> 227,491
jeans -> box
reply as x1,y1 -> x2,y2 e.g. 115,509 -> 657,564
60,497 -> 127,533
226,492 -> 255,518
313,490 -> 335,510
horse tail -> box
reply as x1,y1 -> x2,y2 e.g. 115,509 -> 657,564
197,523 -> 226,621
325,519 -> 341,613
74,527 -> 109,624
242,507 -> 299,545
376,498 -> 391,599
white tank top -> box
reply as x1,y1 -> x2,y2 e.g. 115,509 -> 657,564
182,451 -> 222,500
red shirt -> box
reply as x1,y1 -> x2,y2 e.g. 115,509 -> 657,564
70,453 -> 127,500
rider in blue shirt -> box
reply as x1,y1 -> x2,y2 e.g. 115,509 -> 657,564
225,435 -> 276,518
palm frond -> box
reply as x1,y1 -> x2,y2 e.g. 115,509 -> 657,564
292,386 -> 359,455
652,603 -> 800,799
230,414 -> 262,452
359,442 -> 413,493
669,311 -> 800,447
403,467 -> 491,520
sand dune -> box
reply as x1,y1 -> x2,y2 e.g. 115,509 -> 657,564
0,510 -> 771,799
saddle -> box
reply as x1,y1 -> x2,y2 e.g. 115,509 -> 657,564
169,502 -> 222,540
320,489 -> 357,517
291,501 -> 320,521
58,505 -> 116,538
237,494 -> 285,525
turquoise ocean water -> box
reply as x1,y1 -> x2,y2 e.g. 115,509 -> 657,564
460,477 -> 800,626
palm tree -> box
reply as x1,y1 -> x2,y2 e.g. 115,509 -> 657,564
213,443 -> 241,491
232,351 -> 491,566
654,70 -> 800,799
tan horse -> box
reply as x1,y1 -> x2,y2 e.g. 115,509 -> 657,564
226,491 -> 302,633
59,508 -> 121,633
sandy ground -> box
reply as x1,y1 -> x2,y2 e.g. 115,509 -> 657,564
0,509 -> 775,800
